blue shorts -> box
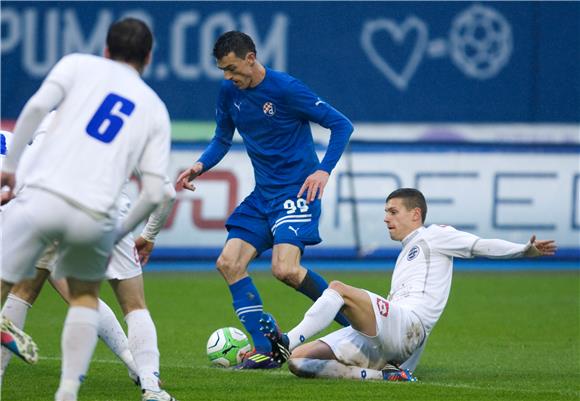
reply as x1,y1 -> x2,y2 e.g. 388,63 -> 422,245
225,188 -> 322,255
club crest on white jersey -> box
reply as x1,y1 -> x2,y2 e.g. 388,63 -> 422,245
407,245 -> 420,261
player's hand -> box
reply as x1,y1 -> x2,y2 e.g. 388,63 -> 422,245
1,172 -> 16,205
175,162 -> 204,192
298,170 -> 330,203
135,236 -> 155,267
524,235 -> 557,257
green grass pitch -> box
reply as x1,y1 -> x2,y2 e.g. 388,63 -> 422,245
2,269 -> 578,401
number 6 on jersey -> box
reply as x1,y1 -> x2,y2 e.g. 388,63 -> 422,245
86,93 -> 135,143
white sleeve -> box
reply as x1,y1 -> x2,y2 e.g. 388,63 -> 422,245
138,103 -> 171,178
427,225 -> 480,258
472,238 -> 529,259
140,180 -> 176,242
4,82 -> 64,173
115,173 -> 165,242
3,54 -> 77,173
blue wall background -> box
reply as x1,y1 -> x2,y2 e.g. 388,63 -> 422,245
2,1 -> 579,123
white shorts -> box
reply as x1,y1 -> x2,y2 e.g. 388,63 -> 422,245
319,291 -> 426,370
32,191 -> 142,281
1,188 -> 116,282
34,232 -> 142,281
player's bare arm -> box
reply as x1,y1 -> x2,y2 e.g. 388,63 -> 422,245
175,161 -> 204,191
298,170 -> 330,203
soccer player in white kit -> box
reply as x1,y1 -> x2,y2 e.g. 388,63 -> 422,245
1,122 -> 177,400
261,188 -> 557,381
0,18 -> 174,401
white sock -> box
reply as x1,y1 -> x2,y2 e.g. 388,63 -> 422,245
287,288 -> 345,350
125,309 -> 160,391
96,299 -> 138,376
1,294 -> 32,375
289,358 -> 384,380
56,306 -> 99,401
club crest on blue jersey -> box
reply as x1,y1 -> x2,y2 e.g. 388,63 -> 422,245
262,102 -> 276,116
407,245 -> 420,261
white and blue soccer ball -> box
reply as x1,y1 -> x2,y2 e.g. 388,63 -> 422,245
206,327 -> 251,368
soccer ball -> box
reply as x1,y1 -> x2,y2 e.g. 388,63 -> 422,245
206,327 -> 251,367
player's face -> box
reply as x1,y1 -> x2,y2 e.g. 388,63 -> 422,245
384,198 -> 421,241
217,51 -> 256,90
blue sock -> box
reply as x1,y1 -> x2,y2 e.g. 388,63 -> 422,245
229,277 -> 271,353
297,269 -> 350,327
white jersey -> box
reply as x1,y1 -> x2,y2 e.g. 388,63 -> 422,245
22,53 -> 170,216
388,224 -> 479,335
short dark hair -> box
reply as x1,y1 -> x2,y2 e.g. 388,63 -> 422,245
106,18 -> 153,67
386,188 -> 427,223
213,31 -> 256,60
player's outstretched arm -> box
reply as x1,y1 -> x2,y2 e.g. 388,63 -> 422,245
175,161 -> 204,191
471,234 -> 557,259
524,235 -> 557,257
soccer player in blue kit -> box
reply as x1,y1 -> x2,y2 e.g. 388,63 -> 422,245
176,31 -> 354,369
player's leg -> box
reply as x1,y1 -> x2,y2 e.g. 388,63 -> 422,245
265,280 -> 374,354
288,332 -> 415,381
270,193 -> 349,326
107,228 -> 176,400
1,268 -> 50,375
0,192 -> 48,364
51,196 -> 116,401
218,192 -> 279,367
216,238 -> 275,358
288,340 -> 382,379
110,276 -> 162,392
55,278 -> 101,401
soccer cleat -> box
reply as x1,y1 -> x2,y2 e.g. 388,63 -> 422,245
1,316 -> 38,364
239,350 -> 281,369
141,389 -> 177,401
259,314 -> 290,364
382,367 -> 418,382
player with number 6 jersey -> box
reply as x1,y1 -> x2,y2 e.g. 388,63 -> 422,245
7,52 -> 169,217
176,31 -> 354,369
0,18 -> 174,401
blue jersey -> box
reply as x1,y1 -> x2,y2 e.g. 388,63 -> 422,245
198,68 -> 353,200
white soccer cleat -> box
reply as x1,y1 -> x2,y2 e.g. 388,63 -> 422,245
1,316 -> 38,364
142,389 -> 177,401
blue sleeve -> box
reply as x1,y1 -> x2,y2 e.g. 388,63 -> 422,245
285,79 -> 354,174
197,84 -> 234,172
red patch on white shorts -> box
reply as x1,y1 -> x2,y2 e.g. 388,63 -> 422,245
376,297 -> 390,317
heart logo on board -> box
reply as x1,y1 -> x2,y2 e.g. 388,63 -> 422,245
361,17 -> 429,91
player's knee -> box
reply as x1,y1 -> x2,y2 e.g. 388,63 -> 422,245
287,358 -> 302,376
271,259 -> 300,286
328,280 -> 347,294
216,254 -> 242,276
287,358 -> 315,378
